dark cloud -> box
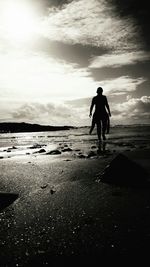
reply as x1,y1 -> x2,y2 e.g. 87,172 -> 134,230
39,0 -> 70,8
27,0 -> 72,16
33,0 -> 70,8
137,97 -> 150,113
108,94 -> 127,105
33,38 -> 108,68
109,0 -> 150,49
90,61 -> 150,82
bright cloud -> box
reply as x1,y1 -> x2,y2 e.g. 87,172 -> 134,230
111,96 -> 150,124
41,0 -> 140,50
90,51 -> 150,68
99,76 -> 146,95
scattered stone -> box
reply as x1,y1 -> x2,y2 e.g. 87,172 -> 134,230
91,145 -> 96,149
78,154 -> 86,158
64,159 -> 72,161
26,153 -> 30,155
62,148 -> 72,152
64,144 -> 68,147
38,149 -> 46,153
50,189 -> 56,194
87,151 -> 97,158
41,184 -> 48,189
46,150 -> 61,155
12,146 -> 17,149
30,144 -> 42,149
0,157 -> 4,159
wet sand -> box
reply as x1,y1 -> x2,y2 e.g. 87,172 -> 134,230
0,143 -> 150,265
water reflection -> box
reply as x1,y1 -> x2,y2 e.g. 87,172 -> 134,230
97,141 -> 106,154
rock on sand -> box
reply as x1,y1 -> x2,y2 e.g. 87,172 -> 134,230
100,153 -> 150,187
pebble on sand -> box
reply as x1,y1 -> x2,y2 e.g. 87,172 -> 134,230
41,184 -> 48,189
29,144 -> 43,149
61,148 -> 72,152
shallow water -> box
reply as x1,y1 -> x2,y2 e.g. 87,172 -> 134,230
0,125 -> 150,158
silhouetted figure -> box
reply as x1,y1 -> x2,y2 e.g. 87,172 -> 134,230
89,87 -> 111,141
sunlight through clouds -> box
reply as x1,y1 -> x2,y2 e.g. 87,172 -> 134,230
0,0 -> 41,45
0,0 -> 149,125
0,50 -> 96,101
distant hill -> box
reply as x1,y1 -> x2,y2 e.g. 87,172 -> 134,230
0,122 -> 75,133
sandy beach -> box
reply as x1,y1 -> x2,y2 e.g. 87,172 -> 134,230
0,126 -> 150,266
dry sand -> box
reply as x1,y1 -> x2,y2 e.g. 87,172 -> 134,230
0,145 -> 150,266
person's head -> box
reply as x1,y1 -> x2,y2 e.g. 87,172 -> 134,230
97,87 -> 103,95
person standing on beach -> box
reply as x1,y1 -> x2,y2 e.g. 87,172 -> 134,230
89,87 -> 111,141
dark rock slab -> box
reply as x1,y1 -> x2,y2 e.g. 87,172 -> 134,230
61,148 -> 72,152
0,192 -> 19,212
77,154 -> 86,159
100,153 -> 150,187
46,150 -> 61,155
33,149 -> 46,154
29,144 -> 42,149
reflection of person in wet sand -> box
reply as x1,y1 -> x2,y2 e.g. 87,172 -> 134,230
89,87 -> 111,142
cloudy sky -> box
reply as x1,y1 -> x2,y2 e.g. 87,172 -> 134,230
0,0 -> 150,126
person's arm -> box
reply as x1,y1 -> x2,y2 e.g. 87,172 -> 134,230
89,98 -> 95,117
105,97 -> 111,117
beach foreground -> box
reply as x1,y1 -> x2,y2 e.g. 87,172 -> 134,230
0,126 -> 150,265
0,145 -> 150,265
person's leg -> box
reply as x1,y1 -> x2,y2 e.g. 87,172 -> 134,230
96,121 -> 102,141
102,118 -> 107,140
106,114 -> 110,134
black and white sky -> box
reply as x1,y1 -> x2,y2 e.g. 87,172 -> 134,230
0,0 -> 150,125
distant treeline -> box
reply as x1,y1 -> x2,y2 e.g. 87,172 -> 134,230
0,122 -> 75,133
